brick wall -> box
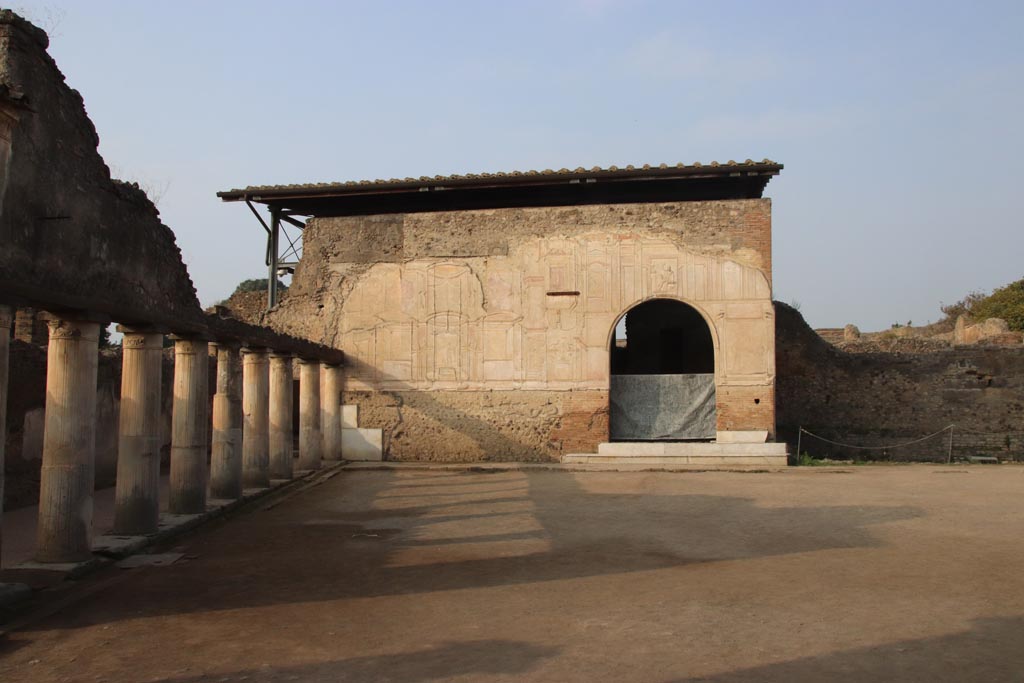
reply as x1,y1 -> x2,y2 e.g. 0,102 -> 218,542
716,385 -> 776,438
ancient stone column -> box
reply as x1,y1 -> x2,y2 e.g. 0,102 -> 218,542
35,316 -> 101,563
268,351 -> 294,479
242,347 -> 270,488
210,343 -> 243,499
112,329 -> 164,535
322,364 -> 343,461
0,306 -> 11,563
168,337 -> 209,514
297,358 -> 322,471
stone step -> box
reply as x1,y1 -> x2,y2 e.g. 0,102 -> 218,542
596,441 -> 788,456
562,453 -> 788,467
564,441 -> 788,467
342,427 -> 383,461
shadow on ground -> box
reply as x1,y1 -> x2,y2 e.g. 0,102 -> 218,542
151,639 -> 558,683
669,615 -> 1024,682
8,468 -> 923,631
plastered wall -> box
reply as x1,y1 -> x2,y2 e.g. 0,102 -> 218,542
269,200 -> 777,460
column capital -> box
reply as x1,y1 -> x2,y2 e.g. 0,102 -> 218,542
240,345 -> 269,356
168,332 -> 212,343
210,339 -> 242,352
119,330 -> 164,350
268,349 -> 293,360
45,317 -> 101,342
171,336 -> 208,356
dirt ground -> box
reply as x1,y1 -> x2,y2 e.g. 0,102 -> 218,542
1,465 -> 1023,682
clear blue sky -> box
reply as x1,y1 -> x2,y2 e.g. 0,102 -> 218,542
13,0 -> 1024,331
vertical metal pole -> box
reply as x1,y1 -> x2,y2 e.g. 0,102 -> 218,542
947,426 -> 954,464
796,427 -> 802,465
267,205 -> 280,309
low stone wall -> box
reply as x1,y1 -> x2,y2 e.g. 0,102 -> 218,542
343,389 -> 608,462
776,303 -> 1024,461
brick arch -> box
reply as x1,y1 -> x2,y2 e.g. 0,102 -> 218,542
606,294 -> 722,379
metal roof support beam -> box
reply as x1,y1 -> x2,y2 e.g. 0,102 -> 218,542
267,206 -> 280,310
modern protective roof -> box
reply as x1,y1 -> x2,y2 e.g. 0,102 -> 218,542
217,159 -> 782,217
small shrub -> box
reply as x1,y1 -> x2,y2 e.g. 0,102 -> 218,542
232,278 -> 288,297
796,452 -> 819,466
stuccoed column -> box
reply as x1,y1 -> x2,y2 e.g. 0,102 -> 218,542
113,328 -> 164,535
210,342 -> 243,499
0,306 -> 11,562
242,347 -> 270,488
35,316 -> 101,563
296,358 -> 322,470
268,351 -> 294,479
168,336 -> 210,514
322,363 -> 343,461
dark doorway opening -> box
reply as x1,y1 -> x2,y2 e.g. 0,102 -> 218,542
610,299 -> 716,441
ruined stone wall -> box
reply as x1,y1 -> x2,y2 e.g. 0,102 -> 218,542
0,11 -> 204,330
270,200 -> 776,461
776,303 -> 1024,461
214,290 -> 267,326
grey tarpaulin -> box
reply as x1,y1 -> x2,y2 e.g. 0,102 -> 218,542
610,374 -> 716,440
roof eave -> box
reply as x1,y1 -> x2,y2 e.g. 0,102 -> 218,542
216,163 -> 783,204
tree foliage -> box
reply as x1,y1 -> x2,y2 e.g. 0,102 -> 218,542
232,278 -> 288,297
942,278 -> 1024,331
970,278 -> 1024,331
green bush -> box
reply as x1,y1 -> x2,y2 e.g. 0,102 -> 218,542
941,277 -> 1024,331
232,278 -> 288,297
970,278 -> 1024,331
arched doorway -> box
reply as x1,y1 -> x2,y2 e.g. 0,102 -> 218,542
609,298 -> 716,441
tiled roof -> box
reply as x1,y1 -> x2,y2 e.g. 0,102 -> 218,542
218,159 -> 781,200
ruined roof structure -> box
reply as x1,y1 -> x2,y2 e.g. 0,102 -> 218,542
221,159 -> 786,465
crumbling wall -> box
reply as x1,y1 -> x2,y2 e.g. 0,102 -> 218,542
0,11 -> 204,330
270,200 -> 775,460
776,302 -> 1024,461
213,290 -> 266,326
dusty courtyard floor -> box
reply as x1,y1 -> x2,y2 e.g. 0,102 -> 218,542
1,465 -> 1022,682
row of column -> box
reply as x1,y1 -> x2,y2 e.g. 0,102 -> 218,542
0,310 -> 345,564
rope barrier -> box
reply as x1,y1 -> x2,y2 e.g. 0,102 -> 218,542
797,425 -> 955,451
795,426 -> 1024,464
